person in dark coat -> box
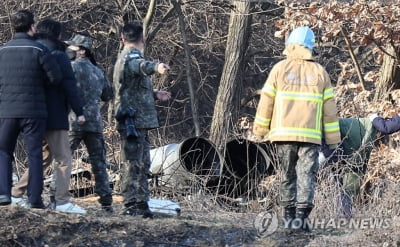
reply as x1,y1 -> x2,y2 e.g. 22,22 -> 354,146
11,18 -> 87,214
0,10 -> 61,208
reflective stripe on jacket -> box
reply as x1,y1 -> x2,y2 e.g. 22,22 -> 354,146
254,44 -> 340,145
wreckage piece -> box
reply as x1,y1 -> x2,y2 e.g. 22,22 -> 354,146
150,137 -> 223,191
148,198 -> 181,216
44,168 -> 94,197
220,138 -> 273,198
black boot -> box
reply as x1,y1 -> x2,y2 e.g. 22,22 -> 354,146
122,201 -> 153,219
292,207 -> 312,233
122,202 -> 137,216
340,194 -> 353,219
100,194 -> 114,213
137,201 -> 154,219
283,206 -> 296,229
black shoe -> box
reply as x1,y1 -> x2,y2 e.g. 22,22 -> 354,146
122,201 -> 153,219
138,209 -> 154,219
0,195 -> 11,206
137,201 -> 154,219
122,206 -> 138,216
26,201 -> 46,209
283,206 -> 296,229
122,202 -> 137,216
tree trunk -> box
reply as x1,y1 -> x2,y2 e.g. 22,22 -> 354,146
209,1 -> 252,150
340,27 -> 366,90
143,0 -> 157,38
374,45 -> 400,101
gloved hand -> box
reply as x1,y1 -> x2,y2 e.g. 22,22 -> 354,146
368,113 -> 379,122
77,115 -> 86,125
328,143 -> 338,150
253,134 -> 265,142
318,151 -> 326,165
252,125 -> 268,142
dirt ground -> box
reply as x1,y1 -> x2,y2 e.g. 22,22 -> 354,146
0,198 -> 257,247
1,196 -> 400,247
4,82 -> 400,247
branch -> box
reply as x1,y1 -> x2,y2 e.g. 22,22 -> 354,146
146,3 -> 177,44
114,0 -> 131,13
340,26 -> 366,90
131,0 -> 143,20
372,39 -> 397,60
143,0 -> 157,38
171,0 -> 201,136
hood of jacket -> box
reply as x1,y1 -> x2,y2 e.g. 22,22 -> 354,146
283,44 -> 314,61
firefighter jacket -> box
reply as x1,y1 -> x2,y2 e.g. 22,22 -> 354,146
253,44 -> 341,145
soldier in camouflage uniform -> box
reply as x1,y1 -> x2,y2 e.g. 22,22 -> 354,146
66,34 -> 114,212
113,23 -> 170,218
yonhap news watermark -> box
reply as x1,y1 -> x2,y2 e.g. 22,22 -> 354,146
253,211 -> 393,236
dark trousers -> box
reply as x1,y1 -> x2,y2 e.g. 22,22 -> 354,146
70,131 -> 112,206
0,118 -> 46,205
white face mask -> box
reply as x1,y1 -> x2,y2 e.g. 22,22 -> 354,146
65,48 -> 77,60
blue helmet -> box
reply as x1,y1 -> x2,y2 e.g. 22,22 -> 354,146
286,26 -> 315,50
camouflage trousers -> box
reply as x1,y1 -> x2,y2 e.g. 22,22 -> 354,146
276,142 -> 319,209
70,131 -> 113,206
119,129 -> 151,206
337,170 -> 364,218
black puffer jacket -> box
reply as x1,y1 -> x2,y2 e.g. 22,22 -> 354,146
0,33 -> 61,118
37,36 -> 84,130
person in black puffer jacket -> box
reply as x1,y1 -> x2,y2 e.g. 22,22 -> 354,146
11,18 -> 87,214
0,10 -> 61,208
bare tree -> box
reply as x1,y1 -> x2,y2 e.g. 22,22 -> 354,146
143,0 -> 157,38
209,1 -> 252,150
374,45 -> 400,101
171,0 -> 201,136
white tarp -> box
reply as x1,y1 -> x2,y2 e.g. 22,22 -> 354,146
148,198 -> 181,216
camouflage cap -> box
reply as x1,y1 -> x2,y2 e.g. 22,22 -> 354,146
65,34 -> 92,50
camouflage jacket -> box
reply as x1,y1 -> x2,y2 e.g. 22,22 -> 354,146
113,47 -> 159,130
70,57 -> 114,132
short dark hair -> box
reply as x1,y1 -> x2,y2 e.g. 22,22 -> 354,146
36,18 -> 62,39
122,23 -> 143,43
11,10 -> 35,33
80,47 -> 97,66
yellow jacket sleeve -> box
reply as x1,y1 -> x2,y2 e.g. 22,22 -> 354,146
322,70 -> 341,145
253,65 -> 278,137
